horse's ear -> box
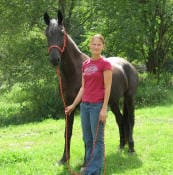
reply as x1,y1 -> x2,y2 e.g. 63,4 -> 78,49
57,10 -> 63,25
44,12 -> 50,25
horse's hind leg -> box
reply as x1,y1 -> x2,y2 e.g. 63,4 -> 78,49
123,94 -> 135,153
110,101 -> 126,150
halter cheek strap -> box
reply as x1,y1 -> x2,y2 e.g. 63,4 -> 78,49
48,31 -> 67,54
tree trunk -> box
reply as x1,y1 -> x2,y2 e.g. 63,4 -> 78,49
146,50 -> 157,73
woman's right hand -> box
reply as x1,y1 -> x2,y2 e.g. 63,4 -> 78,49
65,104 -> 75,116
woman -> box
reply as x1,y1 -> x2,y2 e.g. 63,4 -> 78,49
65,34 -> 112,175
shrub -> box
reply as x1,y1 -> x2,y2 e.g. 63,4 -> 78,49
0,72 -> 172,126
136,72 -> 172,107
0,80 -> 64,126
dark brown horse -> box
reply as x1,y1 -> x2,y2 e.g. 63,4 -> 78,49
44,10 -> 138,164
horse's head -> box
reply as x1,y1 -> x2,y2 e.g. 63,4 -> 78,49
44,10 -> 66,66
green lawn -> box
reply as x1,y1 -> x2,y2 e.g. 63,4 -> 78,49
0,104 -> 172,175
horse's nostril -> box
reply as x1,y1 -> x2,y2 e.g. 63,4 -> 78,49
50,57 -> 59,66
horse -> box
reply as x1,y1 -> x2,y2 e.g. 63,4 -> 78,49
44,10 -> 138,164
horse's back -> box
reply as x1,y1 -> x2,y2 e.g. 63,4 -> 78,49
107,57 -> 138,100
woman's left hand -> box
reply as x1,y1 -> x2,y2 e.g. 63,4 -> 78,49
99,108 -> 107,123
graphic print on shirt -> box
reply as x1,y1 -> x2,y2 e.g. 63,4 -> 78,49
84,64 -> 98,76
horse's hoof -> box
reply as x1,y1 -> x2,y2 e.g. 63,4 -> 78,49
118,145 -> 124,152
119,143 -> 125,150
56,158 -> 67,166
128,149 -> 135,155
56,160 -> 63,166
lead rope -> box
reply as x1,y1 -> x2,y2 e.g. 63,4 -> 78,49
56,68 -> 76,175
56,67 -> 106,175
83,122 -> 106,175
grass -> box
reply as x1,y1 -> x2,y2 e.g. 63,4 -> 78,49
0,104 -> 172,175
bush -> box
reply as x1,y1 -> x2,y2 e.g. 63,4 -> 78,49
0,80 -> 64,126
21,80 -> 64,120
1,72 -> 172,126
136,72 -> 173,107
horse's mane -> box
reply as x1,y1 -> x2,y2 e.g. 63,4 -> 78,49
67,35 -> 81,52
67,34 -> 89,61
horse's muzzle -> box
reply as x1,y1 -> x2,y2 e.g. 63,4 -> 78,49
50,56 -> 60,66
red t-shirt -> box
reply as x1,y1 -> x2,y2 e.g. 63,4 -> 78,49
82,57 -> 112,103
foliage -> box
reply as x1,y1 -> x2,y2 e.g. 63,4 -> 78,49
136,72 -> 173,107
137,0 -> 173,73
0,81 -> 64,126
0,0 -> 173,122
0,72 -> 172,126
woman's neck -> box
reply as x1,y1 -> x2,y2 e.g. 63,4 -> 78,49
91,54 -> 102,60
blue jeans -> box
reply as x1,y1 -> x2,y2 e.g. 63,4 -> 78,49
80,102 -> 104,175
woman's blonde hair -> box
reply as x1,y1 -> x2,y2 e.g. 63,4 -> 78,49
89,34 -> 105,45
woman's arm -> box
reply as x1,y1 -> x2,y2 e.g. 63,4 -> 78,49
65,75 -> 84,115
99,69 -> 112,123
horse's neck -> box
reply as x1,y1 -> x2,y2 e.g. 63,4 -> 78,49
61,35 -> 88,81
62,35 -> 88,72
68,35 -> 88,57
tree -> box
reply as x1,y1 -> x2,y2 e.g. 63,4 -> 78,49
1,0 -> 173,120
87,0 -> 173,74
139,0 -> 173,73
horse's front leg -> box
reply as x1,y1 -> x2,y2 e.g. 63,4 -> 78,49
58,111 -> 75,164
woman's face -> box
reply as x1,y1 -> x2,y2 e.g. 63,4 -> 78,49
89,37 -> 104,57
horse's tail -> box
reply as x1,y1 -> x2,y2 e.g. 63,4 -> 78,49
122,62 -> 138,152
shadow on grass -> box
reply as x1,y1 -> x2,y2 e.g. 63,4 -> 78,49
56,149 -> 142,175
0,114 -> 41,127
0,111 -> 63,127
105,150 -> 142,174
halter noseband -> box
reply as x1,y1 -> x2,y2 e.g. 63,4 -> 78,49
48,31 -> 67,54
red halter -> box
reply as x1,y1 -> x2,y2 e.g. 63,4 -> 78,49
48,31 -> 67,54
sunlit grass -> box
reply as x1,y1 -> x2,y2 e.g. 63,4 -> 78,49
0,104 -> 172,175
